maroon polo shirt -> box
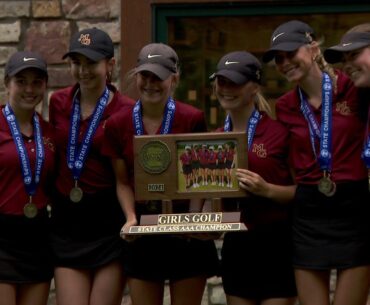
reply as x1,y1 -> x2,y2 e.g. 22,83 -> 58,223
0,110 -> 55,215
275,70 -> 367,184
218,113 -> 292,185
103,100 -> 207,188
219,113 -> 293,225
49,83 -> 134,195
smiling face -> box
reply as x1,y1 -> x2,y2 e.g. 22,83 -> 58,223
274,44 -> 319,84
136,70 -> 178,105
69,53 -> 114,91
342,46 -> 370,88
6,68 -> 47,112
215,76 -> 258,112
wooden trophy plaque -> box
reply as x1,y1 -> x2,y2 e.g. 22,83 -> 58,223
125,132 -> 248,235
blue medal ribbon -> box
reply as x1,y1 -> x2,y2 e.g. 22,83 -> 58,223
132,97 -> 176,135
224,109 -> 261,151
362,107 -> 370,170
67,87 -> 109,180
3,104 -> 44,196
298,72 -> 333,173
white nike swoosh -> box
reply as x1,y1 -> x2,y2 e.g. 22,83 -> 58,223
272,32 -> 285,42
225,60 -> 239,65
148,54 -> 162,58
342,43 -> 352,47
23,57 -> 37,62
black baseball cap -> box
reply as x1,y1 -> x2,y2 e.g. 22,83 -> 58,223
210,51 -> 262,85
136,43 -> 178,80
63,28 -> 114,61
324,32 -> 370,64
5,51 -> 47,78
263,20 -> 315,63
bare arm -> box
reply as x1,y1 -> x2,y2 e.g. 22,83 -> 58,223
112,158 -> 137,236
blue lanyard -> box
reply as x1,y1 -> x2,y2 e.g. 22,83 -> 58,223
67,87 -> 109,180
3,104 -> 44,196
132,97 -> 176,135
362,106 -> 370,170
224,109 -> 261,151
299,72 -> 333,172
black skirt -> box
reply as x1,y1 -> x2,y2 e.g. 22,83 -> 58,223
124,235 -> 220,281
292,180 -> 370,270
221,221 -> 297,299
50,189 -> 127,269
0,209 -> 53,283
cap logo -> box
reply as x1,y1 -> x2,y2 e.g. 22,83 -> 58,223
225,60 -> 239,65
272,32 -> 285,42
342,42 -> 352,47
305,32 -> 313,42
23,57 -> 37,62
148,54 -> 162,59
256,70 -> 261,80
78,34 -> 91,46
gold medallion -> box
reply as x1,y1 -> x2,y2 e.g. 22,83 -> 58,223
70,186 -> 83,203
138,140 -> 171,174
318,176 -> 336,197
24,202 -> 38,218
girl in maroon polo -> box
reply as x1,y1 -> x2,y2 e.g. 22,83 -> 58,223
179,146 -> 193,189
191,144 -> 201,187
263,20 -> 370,305
103,43 -> 218,305
48,28 -> 133,305
216,145 -> 226,187
324,23 -> 370,194
0,51 -> 54,305
199,144 -> 209,185
212,51 -> 297,305
224,143 -> 235,188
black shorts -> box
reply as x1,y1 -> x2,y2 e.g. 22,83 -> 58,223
0,210 -> 53,283
192,161 -> 200,170
225,160 -> 233,169
221,221 -> 297,299
182,164 -> 192,175
50,189 -> 127,269
292,180 -> 370,270
125,235 -> 219,281
208,164 -> 216,170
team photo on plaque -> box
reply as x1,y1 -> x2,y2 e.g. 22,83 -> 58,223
178,140 -> 239,192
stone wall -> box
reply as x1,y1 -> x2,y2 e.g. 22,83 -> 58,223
0,0 -> 121,118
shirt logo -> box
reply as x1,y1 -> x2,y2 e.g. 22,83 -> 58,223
148,54 -> 162,58
335,101 -> 351,115
225,60 -> 239,65
252,143 -> 267,158
23,57 -> 37,62
272,32 -> 284,42
78,34 -> 91,46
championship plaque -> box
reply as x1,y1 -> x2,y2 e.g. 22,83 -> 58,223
134,132 -> 247,200
128,132 -> 248,235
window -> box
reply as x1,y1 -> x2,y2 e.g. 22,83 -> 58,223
152,3 -> 370,128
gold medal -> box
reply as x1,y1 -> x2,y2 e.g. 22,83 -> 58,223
318,174 -> 336,197
70,180 -> 83,203
24,202 -> 38,218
